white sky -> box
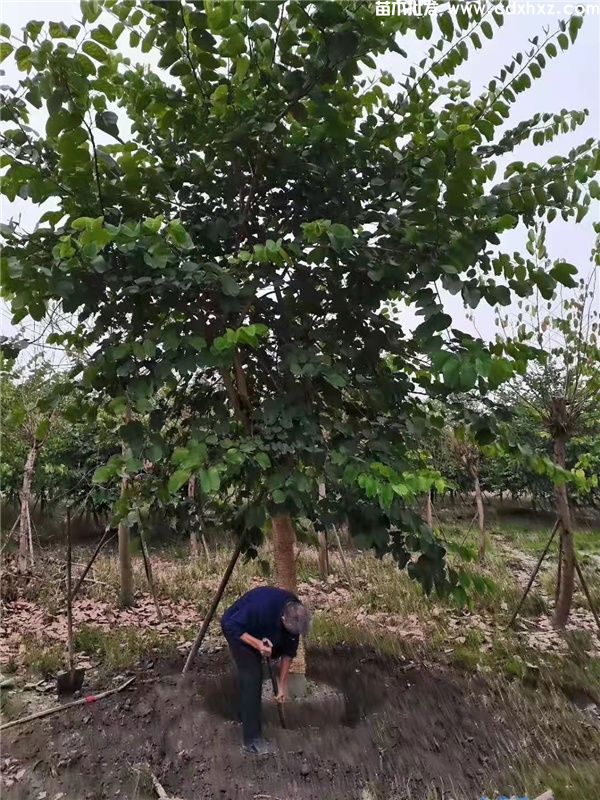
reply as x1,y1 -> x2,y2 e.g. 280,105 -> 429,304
1,0 -> 599,358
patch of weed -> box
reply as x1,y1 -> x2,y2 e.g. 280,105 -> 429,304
310,612 -> 404,657
20,639 -> 65,676
73,624 -> 180,672
507,760 -> 600,800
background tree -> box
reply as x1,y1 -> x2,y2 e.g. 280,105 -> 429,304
0,360 -> 63,571
449,428 -> 487,560
496,226 -> 599,626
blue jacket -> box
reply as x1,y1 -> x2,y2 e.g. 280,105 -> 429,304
221,586 -> 300,659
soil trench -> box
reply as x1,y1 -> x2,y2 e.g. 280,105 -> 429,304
2,646 -> 523,799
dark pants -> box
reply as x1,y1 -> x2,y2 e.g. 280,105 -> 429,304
225,634 -> 263,744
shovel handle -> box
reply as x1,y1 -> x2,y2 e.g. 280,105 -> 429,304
262,640 -> 286,729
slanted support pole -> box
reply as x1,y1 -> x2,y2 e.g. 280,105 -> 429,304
182,537 -> 244,675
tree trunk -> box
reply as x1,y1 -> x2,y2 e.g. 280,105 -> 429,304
188,476 -> 199,561
425,491 -> 433,529
553,435 -> 575,628
272,514 -> 297,593
472,470 -> 486,561
118,472 -> 134,608
118,411 -> 134,607
272,513 -> 306,691
317,529 -> 329,579
18,439 -> 40,573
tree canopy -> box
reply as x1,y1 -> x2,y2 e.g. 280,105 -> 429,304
1,1 -> 598,594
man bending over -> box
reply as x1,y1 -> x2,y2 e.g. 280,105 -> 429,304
221,586 -> 310,754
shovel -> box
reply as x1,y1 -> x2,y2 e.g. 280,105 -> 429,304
57,508 -> 85,695
262,639 -> 286,729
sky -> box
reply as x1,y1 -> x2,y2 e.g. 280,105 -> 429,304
1,0 -> 599,361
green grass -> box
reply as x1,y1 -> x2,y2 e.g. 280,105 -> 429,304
493,522 -> 600,556
73,624 -> 193,673
350,553 -> 431,616
310,612 -> 408,658
506,761 -> 600,800
20,639 -> 65,676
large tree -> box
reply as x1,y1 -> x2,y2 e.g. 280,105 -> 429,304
1,2 -> 597,652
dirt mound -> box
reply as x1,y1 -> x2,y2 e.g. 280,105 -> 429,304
1,646 -> 524,799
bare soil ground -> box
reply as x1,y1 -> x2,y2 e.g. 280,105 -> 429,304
2,645 -> 597,800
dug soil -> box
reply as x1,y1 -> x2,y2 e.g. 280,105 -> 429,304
0,645 -> 584,799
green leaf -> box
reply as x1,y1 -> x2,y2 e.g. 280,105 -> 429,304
168,468 -> 191,494
82,40 -> 108,62
49,21 -> 69,38
141,30 -> 156,52
481,21 -> 493,40
95,110 -> 119,139
35,418 -> 50,439
220,274 -> 241,296
199,467 -> 220,494
548,181 -> 568,203
497,214 -> 517,231
492,285 -> 511,306
328,223 -> 353,250
470,32 -> 482,50
211,83 -> 229,107
443,358 -> 460,388
25,20 -> 44,40
143,214 -> 163,233
550,261 -> 578,288
46,110 -> 81,139
167,219 -> 193,250
81,0 -> 102,23
438,12 -> 453,40
188,335 -> 206,351
569,15 -> 583,43
91,24 -> 117,49
459,362 -> 477,391
0,42 -> 13,63
324,371 -> 346,389
120,420 -> 145,456
92,466 -> 112,484
256,452 -> 271,470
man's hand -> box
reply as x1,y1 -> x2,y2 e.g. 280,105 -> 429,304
259,638 -> 273,658
240,633 -> 273,656
275,690 -> 286,704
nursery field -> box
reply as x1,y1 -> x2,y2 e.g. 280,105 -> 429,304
1,511 -> 599,800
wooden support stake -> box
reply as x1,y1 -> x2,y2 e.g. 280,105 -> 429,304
70,529 -> 116,602
182,537 -> 244,675
0,517 -> 19,555
555,532 -> 563,606
139,527 -> 163,622
333,526 -> 353,588
459,511 -> 479,546
574,555 -> 600,634
27,504 -> 35,568
0,677 -> 135,732
317,528 -> 329,579
66,508 -> 74,678
201,534 -> 211,563
506,519 -> 560,630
